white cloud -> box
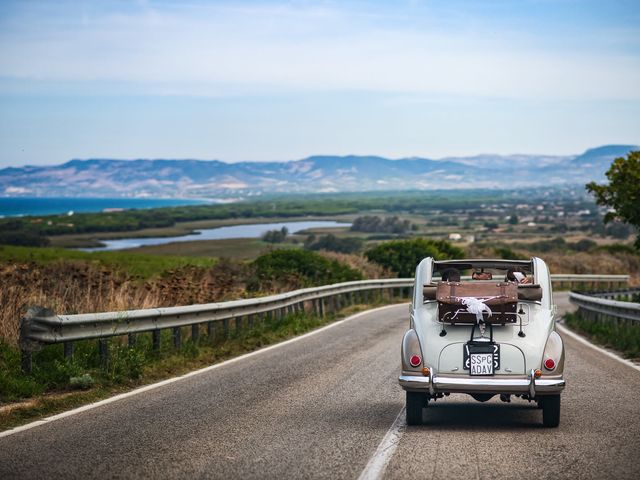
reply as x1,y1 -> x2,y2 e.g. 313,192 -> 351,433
0,1 -> 639,101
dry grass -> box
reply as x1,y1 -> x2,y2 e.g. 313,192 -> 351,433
0,262 -> 161,345
0,260 -> 251,346
317,251 -> 390,278
466,243 -> 640,286
542,251 -> 640,285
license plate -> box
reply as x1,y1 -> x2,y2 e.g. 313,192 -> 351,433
464,342 -> 500,376
470,353 -> 494,375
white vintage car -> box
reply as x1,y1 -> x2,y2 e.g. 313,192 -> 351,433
399,257 -> 565,427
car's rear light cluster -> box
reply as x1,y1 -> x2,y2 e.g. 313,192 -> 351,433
542,331 -> 563,372
409,354 -> 422,367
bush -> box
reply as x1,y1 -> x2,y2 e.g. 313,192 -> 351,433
493,246 -> 527,260
569,239 -> 597,252
262,226 -> 288,243
0,231 -> 50,247
304,234 -> 364,254
351,215 -> 412,234
365,238 -> 464,277
594,243 -> 639,255
251,249 -> 362,290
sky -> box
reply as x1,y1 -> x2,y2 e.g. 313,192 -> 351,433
0,0 -> 639,167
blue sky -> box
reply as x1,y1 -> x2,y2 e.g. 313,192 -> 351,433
0,0 -> 639,167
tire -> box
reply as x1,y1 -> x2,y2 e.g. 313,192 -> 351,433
542,395 -> 561,428
406,391 -> 426,425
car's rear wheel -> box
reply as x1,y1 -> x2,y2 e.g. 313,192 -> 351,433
406,391 -> 427,425
541,395 -> 561,427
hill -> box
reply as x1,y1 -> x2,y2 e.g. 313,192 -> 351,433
0,145 -> 637,198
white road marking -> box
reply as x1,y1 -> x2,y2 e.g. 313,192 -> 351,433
557,323 -> 640,373
358,407 -> 406,480
0,303 -> 406,438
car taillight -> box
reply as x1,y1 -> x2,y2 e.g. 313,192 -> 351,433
542,331 -> 563,373
544,358 -> 556,371
409,355 -> 422,367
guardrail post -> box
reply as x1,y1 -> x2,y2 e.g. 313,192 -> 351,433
223,318 -> 230,338
207,321 -> 215,339
152,330 -> 161,351
248,314 -> 255,329
236,317 -> 242,335
21,350 -> 32,374
128,334 -> 137,348
64,341 -> 74,360
173,327 -> 181,348
319,299 -> 325,317
191,324 -> 199,343
98,339 -> 109,369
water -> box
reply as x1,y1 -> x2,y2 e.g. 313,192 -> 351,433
0,197 -> 209,217
81,221 -> 351,252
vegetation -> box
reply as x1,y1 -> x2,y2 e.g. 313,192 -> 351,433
565,312 -> 640,359
0,189 -> 527,242
261,226 -> 288,243
304,234 -> 364,254
250,249 -> 362,291
0,302 -> 398,429
0,245 -> 217,280
365,238 -> 464,277
0,224 -> 50,247
587,151 -> 640,249
350,215 -> 413,234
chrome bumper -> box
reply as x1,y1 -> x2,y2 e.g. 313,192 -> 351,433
399,368 -> 565,397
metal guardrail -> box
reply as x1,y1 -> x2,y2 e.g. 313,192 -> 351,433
18,274 -> 630,372
19,278 -> 413,372
569,289 -> 640,323
584,287 -> 640,300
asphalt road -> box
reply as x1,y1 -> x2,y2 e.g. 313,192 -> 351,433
1,293 -> 639,479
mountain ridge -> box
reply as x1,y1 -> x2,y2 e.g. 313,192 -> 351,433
1,145 -> 637,198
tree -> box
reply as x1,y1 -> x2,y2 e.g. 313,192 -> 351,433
365,238 -> 464,277
261,226 -> 288,243
586,151 -> 640,249
304,234 -> 364,254
251,249 -> 362,290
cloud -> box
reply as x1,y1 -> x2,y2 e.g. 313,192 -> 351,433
0,0 -> 639,100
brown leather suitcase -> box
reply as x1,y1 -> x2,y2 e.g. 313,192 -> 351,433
436,282 -> 518,324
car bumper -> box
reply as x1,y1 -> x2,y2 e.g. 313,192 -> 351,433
399,369 -> 565,397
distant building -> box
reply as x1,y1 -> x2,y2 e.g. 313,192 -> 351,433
448,233 -> 462,241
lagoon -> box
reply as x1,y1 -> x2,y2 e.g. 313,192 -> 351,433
81,220 -> 350,252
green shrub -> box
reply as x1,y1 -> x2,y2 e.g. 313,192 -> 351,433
251,249 -> 362,290
304,234 -> 364,254
365,238 -> 464,277
69,374 -> 95,390
594,243 -> 639,255
493,246 -> 527,260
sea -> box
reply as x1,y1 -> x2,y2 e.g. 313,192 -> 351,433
0,197 -> 210,218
